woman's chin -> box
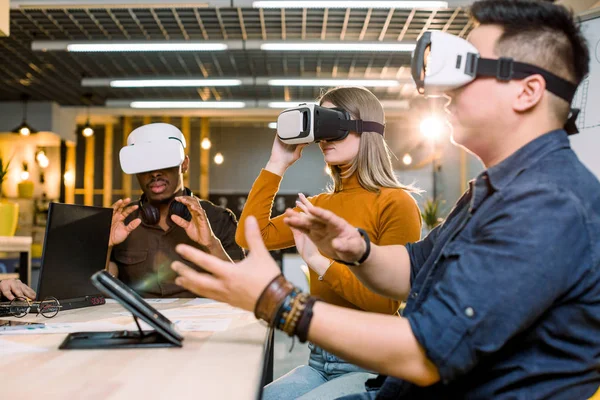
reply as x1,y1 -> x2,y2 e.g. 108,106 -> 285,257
324,155 -> 343,165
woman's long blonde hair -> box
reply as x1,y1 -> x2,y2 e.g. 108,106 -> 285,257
319,86 -> 417,194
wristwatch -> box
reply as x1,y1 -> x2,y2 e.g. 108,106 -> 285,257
334,228 -> 371,267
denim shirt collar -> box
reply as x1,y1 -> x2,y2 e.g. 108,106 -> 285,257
486,129 -> 570,192
467,130 -> 570,213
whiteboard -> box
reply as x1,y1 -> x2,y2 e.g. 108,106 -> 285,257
570,9 -> 600,179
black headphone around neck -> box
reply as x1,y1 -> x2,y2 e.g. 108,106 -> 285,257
138,187 -> 193,226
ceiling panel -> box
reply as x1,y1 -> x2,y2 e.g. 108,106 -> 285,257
0,6 -> 472,105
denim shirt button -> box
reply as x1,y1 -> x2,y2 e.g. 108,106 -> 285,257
411,292 -> 418,299
465,307 -> 475,317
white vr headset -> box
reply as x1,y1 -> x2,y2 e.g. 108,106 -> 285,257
276,103 -> 385,145
119,123 -> 186,175
411,30 -> 580,134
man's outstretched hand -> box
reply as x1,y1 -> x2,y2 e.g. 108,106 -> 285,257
171,216 -> 280,311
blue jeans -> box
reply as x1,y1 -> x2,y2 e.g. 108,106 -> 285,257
336,392 -> 378,400
262,343 -> 376,400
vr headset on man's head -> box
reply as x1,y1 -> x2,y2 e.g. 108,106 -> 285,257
119,123 -> 186,175
411,30 -> 581,134
276,103 -> 385,145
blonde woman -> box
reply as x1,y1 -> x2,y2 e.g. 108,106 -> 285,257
236,87 -> 422,400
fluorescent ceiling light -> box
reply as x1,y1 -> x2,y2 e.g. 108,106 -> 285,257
268,101 -> 316,108
105,99 -> 409,110
253,1 -> 447,9
34,40 -> 413,53
110,79 -> 243,88
129,101 -> 246,109
84,76 -> 410,88
260,42 -> 415,52
268,100 -> 409,109
268,79 -> 401,87
66,43 -> 227,52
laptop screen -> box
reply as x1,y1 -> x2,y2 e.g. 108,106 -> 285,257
36,203 -> 112,300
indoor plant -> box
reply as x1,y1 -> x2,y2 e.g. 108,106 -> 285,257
421,198 -> 444,232
0,155 -> 19,236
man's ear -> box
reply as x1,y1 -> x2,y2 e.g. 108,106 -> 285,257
181,155 -> 190,174
513,74 -> 546,113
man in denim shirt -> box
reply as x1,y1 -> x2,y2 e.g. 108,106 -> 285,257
332,1 -> 600,397
167,0 -> 600,398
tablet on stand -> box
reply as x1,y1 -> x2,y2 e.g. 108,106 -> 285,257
59,271 -> 184,349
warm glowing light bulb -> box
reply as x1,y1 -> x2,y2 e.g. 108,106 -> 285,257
201,138 -> 212,150
36,150 -> 45,163
19,126 -> 30,136
64,170 -> 74,183
38,154 -> 49,169
82,126 -> 94,137
420,116 -> 443,140
20,170 -> 30,181
214,152 -> 224,165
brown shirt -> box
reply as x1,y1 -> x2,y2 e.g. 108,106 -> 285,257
112,198 -> 244,298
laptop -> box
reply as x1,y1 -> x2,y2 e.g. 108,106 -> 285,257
35,203 -> 113,310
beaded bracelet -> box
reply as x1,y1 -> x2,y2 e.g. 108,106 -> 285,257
282,292 -> 309,336
273,290 -> 294,329
254,275 -> 319,343
276,289 -> 299,331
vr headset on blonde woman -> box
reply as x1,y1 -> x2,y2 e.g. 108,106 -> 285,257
276,103 -> 385,145
411,30 -> 581,134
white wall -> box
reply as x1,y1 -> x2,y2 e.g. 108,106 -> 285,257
0,101 -> 77,142
208,126 -> 331,196
207,124 -> 485,209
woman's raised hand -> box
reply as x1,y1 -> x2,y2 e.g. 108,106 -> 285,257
265,134 -> 307,176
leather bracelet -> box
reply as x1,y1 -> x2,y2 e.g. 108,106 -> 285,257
334,228 -> 371,267
254,274 -> 295,325
296,296 -> 319,343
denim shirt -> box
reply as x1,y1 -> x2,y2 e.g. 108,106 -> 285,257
377,130 -> 600,399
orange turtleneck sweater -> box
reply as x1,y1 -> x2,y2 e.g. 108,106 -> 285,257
235,168 -> 422,315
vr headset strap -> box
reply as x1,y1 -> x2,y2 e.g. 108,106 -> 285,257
338,119 -> 386,135
475,57 -> 580,135
475,57 -> 577,102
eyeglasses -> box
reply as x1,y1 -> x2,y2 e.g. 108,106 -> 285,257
0,297 -> 62,318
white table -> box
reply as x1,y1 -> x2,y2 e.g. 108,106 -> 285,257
0,299 -> 271,400
0,236 -> 32,286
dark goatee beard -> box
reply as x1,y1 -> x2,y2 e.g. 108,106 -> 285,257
158,187 -> 184,205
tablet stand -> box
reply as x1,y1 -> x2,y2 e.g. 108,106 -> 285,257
59,314 -> 181,350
